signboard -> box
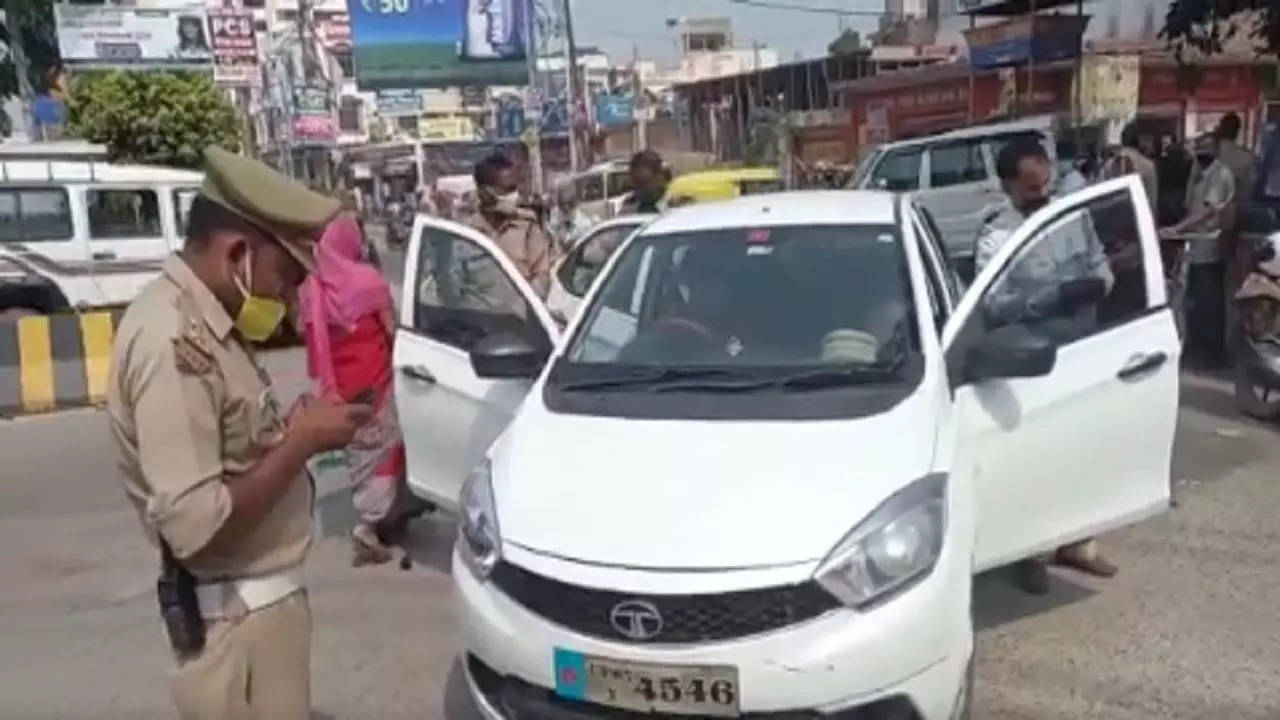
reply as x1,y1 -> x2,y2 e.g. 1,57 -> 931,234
314,11 -> 351,51
963,15 -> 1088,69
376,89 -> 423,115
595,94 -> 634,128
420,116 -> 475,143
55,2 -> 212,66
346,0 -> 531,90
1076,55 -> 1140,124
208,9 -> 258,86
293,83 -> 336,145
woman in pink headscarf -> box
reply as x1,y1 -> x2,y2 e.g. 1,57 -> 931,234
300,213 -> 424,565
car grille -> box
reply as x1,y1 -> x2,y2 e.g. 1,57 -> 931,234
467,654 -> 922,720
489,561 -> 841,644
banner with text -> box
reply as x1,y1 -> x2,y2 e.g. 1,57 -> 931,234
209,9 -> 258,85
55,2 -> 213,66
346,0 -> 530,90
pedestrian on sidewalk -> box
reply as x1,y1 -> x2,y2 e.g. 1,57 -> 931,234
298,213 -> 429,566
108,148 -> 372,719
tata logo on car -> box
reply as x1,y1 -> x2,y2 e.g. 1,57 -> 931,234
609,600 -> 663,641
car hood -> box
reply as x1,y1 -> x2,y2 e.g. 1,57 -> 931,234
490,388 -> 942,570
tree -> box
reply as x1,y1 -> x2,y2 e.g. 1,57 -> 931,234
68,71 -> 241,168
1163,0 -> 1280,58
0,0 -> 59,98
828,29 -> 862,56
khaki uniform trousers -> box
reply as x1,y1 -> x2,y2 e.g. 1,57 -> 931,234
170,590 -> 311,720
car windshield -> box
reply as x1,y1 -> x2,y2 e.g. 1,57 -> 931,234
557,223 -> 917,390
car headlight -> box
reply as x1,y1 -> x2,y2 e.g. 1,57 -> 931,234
814,474 -> 947,609
459,458 -> 501,578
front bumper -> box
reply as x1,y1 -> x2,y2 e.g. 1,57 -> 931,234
452,546 -> 971,720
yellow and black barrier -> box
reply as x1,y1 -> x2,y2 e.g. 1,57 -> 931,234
0,310 -> 120,417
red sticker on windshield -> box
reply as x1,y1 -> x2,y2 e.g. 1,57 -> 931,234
747,229 -> 771,244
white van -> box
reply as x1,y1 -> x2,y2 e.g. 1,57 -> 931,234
0,151 -> 201,314
561,160 -> 633,225
853,116 -> 1057,272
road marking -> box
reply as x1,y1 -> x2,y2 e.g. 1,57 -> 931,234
17,315 -> 55,412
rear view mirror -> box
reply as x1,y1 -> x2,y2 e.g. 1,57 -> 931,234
470,331 -> 549,380
965,325 -> 1057,383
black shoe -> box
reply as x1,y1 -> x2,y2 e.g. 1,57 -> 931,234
1014,559 -> 1050,595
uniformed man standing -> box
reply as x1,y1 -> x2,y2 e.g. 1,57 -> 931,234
974,136 -> 1120,596
108,148 -> 372,719
464,152 -> 560,297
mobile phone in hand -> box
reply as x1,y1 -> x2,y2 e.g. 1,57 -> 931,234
352,387 -> 375,405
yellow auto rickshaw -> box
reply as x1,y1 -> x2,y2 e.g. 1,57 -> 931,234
666,167 -> 783,207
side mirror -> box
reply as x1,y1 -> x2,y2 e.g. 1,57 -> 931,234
965,325 -> 1057,383
469,331 -> 549,380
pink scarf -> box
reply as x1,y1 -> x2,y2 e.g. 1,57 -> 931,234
299,213 -> 392,393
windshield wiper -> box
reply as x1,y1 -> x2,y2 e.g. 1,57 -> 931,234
779,356 -> 906,391
556,367 -> 741,392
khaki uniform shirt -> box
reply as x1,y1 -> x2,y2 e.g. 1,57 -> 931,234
464,209 -> 559,298
1185,160 -> 1236,264
108,256 -> 312,581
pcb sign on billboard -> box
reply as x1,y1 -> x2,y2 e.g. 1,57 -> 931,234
209,9 -> 258,86
346,0 -> 531,90
55,2 -> 212,65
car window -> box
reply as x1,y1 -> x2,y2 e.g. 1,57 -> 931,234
0,188 -> 73,242
566,224 -> 917,369
557,224 -> 640,298
88,189 -> 162,239
173,188 -> 198,237
869,148 -> 923,191
914,205 -> 962,300
988,131 -> 1047,164
414,227 -> 549,353
912,214 -> 950,333
981,190 -> 1149,347
577,175 -> 604,203
606,171 -> 633,198
929,140 -> 987,188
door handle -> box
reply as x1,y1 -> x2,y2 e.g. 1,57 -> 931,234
399,364 -> 437,385
1117,351 -> 1168,381
92,251 -> 117,261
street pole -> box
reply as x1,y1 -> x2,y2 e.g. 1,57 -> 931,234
633,44 -> 648,151
524,0 -> 543,194
5,0 -> 37,141
561,0 -> 581,172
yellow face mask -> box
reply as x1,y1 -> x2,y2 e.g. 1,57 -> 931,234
232,250 -> 288,343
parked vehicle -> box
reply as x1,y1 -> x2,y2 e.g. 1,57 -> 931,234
0,145 -> 201,314
665,167 -> 783,206
546,216 -> 648,324
1232,125 -> 1280,418
393,178 -> 1177,719
561,160 -> 633,225
851,116 -> 1057,269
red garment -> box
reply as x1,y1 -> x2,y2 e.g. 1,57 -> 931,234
306,312 -> 404,480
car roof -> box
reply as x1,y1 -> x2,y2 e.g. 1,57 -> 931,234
872,115 -> 1053,152
642,190 -> 898,235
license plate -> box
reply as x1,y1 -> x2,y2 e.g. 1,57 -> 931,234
553,648 -> 740,716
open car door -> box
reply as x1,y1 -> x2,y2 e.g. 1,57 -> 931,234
942,176 -> 1178,572
394,216 -> 559,512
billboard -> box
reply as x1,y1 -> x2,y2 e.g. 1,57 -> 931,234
346,0 -> 531,90
208,9 -> 258,86
293,84 -> 337,146
55,2 -> 212,66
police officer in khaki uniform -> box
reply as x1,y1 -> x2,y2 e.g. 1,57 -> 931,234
108,148 -> 372,719
463,152 -> 559,297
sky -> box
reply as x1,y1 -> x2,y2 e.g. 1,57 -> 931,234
570,0 -> 884,65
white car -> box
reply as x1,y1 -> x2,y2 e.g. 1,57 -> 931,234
546,216 -> 649,323
393,178 -> 1177,719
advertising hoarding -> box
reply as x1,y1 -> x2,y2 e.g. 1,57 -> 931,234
346,0 -> 531,90
55,2 -> 212,66
209,9 -> 258,86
